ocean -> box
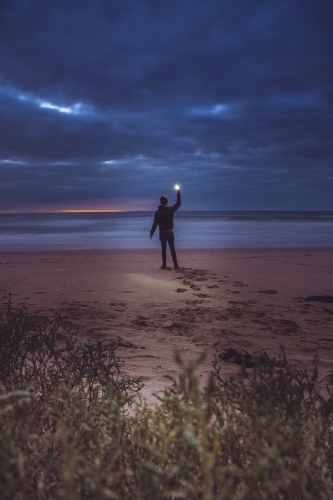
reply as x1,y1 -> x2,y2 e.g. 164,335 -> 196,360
0,211 -> 333,250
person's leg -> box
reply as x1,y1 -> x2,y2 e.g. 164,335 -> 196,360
167,234 -> 179,269
159,234 -> 167,268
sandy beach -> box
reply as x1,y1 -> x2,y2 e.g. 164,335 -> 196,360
1,248 -> 333,401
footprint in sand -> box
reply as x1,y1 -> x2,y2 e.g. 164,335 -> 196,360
185,300 -> 204,305
304,295 -> 333,303
190,285 -> 201,291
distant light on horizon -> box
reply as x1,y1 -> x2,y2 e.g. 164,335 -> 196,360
0,198 -> 157,213
0,206 -> 124,214
61,209 -> 123,213
0,210 -> 123,214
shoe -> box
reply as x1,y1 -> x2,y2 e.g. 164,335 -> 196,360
174,264 -> 180,269
160,265 -> 166,269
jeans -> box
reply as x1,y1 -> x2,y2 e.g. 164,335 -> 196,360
159,231 -> 178,267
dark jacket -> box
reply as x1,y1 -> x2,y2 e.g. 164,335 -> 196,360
150,191 -> 181,236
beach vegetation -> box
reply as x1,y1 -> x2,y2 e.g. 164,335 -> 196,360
1,300 -> 333,499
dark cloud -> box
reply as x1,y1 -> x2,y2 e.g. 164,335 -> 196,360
0,0 -> 332,210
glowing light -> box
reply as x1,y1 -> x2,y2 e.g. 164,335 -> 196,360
175,184 -> 180,190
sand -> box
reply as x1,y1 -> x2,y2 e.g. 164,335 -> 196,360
1,248 -> 333,401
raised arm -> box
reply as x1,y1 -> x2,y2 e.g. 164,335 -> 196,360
172,188 -> 181,212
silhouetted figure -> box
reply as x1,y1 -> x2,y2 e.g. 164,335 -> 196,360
150,187 -> 181,269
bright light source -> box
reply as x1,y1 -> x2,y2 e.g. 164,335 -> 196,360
175,184 -> 180,190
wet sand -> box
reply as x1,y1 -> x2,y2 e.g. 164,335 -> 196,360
1,248 -> 333,401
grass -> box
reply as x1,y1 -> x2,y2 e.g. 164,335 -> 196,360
1,300 -> 333,499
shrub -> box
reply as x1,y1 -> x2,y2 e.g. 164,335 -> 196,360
0,301 -> 333,499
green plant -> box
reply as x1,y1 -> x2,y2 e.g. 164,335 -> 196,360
0,297 -> 141,399
1,301 -> 333,499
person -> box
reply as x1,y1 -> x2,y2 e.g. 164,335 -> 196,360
150,186 -> 181,269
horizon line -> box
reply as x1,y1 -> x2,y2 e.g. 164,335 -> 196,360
0,209 -> 332,215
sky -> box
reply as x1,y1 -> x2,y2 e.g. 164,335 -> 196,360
0,0 -> 332,212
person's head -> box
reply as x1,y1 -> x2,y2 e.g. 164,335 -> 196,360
160,195 -> 168,205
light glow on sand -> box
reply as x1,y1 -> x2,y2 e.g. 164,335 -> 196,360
128,273 -> 175,294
